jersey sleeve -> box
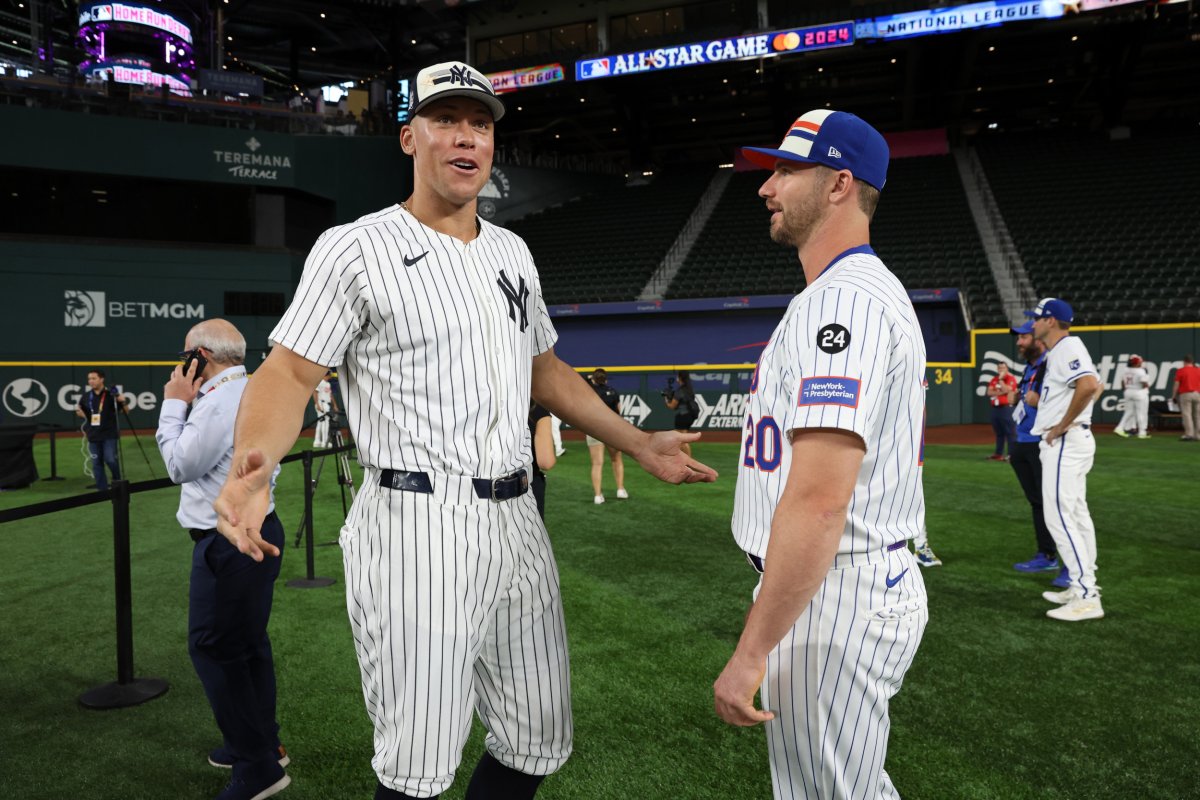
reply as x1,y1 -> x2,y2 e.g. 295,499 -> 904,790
781,289 -> 893,446
270,227 -> 368,367
1050,338 -> 1097,387
529,265 -> 558,356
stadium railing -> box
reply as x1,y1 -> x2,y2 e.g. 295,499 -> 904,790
0,443 -> 351,709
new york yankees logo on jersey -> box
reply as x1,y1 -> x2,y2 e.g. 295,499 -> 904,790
497,268 -> 530,332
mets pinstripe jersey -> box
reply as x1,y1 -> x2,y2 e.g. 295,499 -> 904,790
733,245 -> 927,560
269,202 -> 573,795
733,245 -> 929,800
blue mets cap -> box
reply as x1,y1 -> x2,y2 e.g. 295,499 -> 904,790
741,109 -> 889,190
1011,320 -> 1035,335
1024,297 -> 1074,323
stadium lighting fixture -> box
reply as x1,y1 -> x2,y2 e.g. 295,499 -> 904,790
321,12 -> 326,18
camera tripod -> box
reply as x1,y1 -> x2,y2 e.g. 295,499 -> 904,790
292,412 -> 356,549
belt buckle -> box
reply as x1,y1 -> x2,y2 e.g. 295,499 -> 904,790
490,477 -> 503,502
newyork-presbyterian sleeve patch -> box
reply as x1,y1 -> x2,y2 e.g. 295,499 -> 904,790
798,376 -> 861,408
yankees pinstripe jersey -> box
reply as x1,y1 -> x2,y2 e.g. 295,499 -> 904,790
1031,336 -> 1097,434
733,245 -> 926,561
270,204 -> 557,482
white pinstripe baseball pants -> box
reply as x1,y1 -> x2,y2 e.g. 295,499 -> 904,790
759,547 -> 928,800
340,474 -> 573,797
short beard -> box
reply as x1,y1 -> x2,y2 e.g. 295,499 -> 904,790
769,176 -> 827,248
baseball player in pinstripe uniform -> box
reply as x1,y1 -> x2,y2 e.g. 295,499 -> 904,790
714,110 -> 928,800
213,61 -> 716,800
1026,298 -> 1105,621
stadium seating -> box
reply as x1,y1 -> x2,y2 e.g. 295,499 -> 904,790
977,132 -> 1200,325
508,169 -> 715,304
666,158 -> 1007,327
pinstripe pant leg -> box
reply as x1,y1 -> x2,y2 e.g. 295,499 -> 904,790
473,493 -> 573,777
341,486 -> 506,797
762,552 -> 927,800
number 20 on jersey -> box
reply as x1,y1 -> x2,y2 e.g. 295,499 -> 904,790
743,415 -> 782,472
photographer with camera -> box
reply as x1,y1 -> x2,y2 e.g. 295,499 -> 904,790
663,370 -> 700,456
75,368 -> 129,490
155,319 -> 290,799
588,368 -> 628,504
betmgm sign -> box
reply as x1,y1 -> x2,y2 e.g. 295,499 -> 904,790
64,290 -> 204,328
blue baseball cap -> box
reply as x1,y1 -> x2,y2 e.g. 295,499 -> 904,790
1011,320 -> 1035,335
1024,297 -> 1074,323
741,110 -> 889,190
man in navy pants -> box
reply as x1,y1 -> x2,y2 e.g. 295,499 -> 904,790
156,319 -> 289,800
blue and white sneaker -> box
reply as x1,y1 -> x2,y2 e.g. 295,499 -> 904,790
1014,553 -> 1059,573
1050,567 -> 1071,589
914,544 -> 942,567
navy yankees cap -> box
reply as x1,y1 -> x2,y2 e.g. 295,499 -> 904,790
741,109 -> 889,191
410,61 -> 505,121
1024,297 -> 1074,323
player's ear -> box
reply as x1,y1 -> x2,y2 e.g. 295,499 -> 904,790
400,123 -> 416,156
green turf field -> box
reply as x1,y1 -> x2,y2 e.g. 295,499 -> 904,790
1,434 -> 1197,799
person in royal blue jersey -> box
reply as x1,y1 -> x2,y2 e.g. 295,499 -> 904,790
1008,321 -> 1062,581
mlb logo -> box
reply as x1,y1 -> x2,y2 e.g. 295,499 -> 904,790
581,59 -> 609,79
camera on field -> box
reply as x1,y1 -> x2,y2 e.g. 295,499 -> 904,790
660,376 -> 676,400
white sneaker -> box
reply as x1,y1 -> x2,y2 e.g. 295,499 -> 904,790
1046,596 -> 1104,621
594,495 -> 605,505
616,488 -> 629,500
1042,587 -> 1079,604
555,447 -> 566,456
1136,433 -> 1151,439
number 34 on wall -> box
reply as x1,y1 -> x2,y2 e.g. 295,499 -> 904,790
933,368 -> 953,385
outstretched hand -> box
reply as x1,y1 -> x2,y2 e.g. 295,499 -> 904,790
633,430 -> 718,484
213,448 -> 280,561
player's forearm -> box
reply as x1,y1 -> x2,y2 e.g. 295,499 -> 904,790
232,359 -> 313,468
736,497 -> 844,660
1058,379 -> 1099,430
533,355 -> 648,454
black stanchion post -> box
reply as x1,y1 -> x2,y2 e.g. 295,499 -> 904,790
287,450 -> 334,589
79,479 -> 169,709
43,426 -> 64,481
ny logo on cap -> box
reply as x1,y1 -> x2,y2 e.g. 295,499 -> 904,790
828,146 -> 842,158
449,64 -> 471,85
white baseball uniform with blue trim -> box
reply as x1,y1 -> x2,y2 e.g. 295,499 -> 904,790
733,245 -> 928,800
270,204 -> 572,797
1031,335 -> 1100,599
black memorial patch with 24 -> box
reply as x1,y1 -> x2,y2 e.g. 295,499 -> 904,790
816,323 -> 851,355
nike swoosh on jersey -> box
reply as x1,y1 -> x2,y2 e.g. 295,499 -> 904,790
403,251 -> 429,267
885,568 -> 908,589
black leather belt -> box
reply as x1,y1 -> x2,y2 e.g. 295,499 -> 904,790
190,511 -> 278,543
379,469 -> 530,501
745,539 -> 908,574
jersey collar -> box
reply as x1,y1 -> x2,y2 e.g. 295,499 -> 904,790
817,244 -> 876,280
